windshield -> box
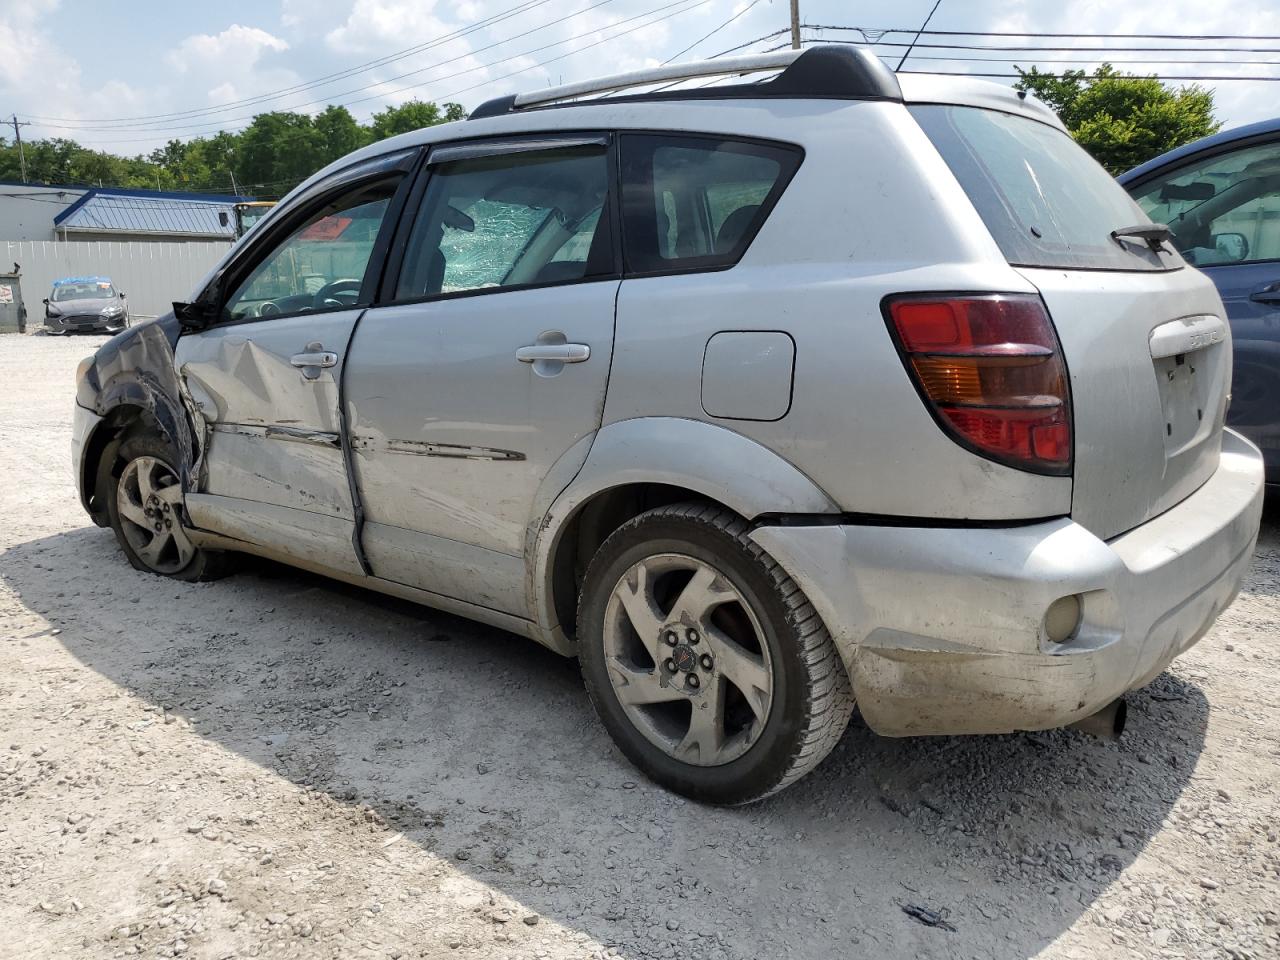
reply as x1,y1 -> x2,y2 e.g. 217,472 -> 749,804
911,105 -> 1179,272
53,281 -> 115,301
236,205 -> 272,235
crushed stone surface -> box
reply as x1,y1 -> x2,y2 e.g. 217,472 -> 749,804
1,332 -> 1277,959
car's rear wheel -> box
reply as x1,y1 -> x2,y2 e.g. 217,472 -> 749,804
106,432 -> 228,581
577,503 -> 853,804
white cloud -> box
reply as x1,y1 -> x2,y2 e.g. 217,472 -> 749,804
0,0 -> 150,135
165,25 -> 290,76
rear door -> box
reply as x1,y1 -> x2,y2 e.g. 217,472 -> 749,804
1128,136 -> 1280,482
914,105 -> 1232,539
176,151 -> 416,575
342,136 -> 620,616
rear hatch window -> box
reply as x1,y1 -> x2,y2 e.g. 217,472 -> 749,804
911,104 -> 1181,273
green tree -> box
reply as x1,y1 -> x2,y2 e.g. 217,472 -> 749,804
368,99 -> 464,140
0,96 -> 465,196
313,105 -> 371,166
236,111 -> 322,194
1015,65 -> 1219,173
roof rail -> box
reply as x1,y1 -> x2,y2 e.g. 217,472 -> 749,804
468,45 -> 902,120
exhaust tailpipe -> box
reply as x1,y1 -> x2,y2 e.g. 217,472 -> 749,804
1067,698 -> 1127,740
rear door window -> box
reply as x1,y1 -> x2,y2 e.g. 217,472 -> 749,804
394,146 -> 613,300
912,105 -> 1179,272
618,134 -> 801,275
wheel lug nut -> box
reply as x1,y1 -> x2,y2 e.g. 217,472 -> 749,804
686,674 -> 700,689
686,628 -> 699,644
664,659 -> 677,674
664,631 -> 678,647
700,654 -> 713,670
162,502 -> 170,513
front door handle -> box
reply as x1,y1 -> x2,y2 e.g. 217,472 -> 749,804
515,343 -> 590,364
1250,282 -> 1280,305
291,341 -> 338,380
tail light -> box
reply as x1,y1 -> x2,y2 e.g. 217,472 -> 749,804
884,293 -> 1072,475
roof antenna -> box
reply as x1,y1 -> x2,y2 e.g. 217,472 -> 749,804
896,0 -> 943,71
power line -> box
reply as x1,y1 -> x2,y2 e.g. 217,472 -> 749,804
899,53 -> 1280,66
809,37 -> 1280,66
898,69 -> 1280,81
897,0 -> 944,71
27,0 -> 700,138
50,0 -> 711,147
22,0 -> 559,125
813,38 -> 1280,54
707,28 -> 791,58
28,0 -> 623,132
806,26 -> 1280,41
663,0 -> 764,64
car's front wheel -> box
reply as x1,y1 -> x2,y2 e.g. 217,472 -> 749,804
577,503 -> 853,804
106,431 -> 228,581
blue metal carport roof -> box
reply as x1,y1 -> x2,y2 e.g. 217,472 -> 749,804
52,187 -> 253,239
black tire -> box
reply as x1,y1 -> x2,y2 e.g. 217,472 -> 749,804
577,503 -> 853,804
106,430 -> 230,582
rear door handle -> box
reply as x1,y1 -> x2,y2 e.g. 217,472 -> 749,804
515,344 -> 590,364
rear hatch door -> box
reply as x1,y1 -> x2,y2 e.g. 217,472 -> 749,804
1019,267 -> 1229,539
912,103 -> 1231,540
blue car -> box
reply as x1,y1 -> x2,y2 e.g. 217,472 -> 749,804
1121,120 -> 1280,487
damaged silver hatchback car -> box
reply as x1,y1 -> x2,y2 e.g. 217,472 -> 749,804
71,48 -> 1266,803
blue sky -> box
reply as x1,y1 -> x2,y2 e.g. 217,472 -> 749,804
4,0 -> 1280,156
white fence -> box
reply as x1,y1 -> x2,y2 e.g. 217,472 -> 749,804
3,239 -> 231,322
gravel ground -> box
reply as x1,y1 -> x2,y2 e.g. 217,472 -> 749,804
1,331 -> 1278,960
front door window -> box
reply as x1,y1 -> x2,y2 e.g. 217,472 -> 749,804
1131,140 -> 1280,266
222,179 -> 400,321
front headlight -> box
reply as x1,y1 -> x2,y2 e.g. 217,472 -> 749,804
102,305 -> 123,316
46,304 -> 61,316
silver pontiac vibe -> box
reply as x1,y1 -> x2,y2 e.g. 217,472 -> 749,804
69,47 -> 1265,804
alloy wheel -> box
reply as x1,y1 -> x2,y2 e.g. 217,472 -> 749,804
601,553 -> 774,766
116,455 -> 195,574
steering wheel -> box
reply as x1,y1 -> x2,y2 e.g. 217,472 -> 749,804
312,278 -> 362,310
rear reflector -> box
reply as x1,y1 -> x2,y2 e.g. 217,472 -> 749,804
885,294 -> 1072,475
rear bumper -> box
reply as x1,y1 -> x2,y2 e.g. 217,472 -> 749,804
750,428 -> 1265,736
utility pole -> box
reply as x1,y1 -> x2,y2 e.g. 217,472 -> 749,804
789,0 -> 801,49
9,115 -> 30,183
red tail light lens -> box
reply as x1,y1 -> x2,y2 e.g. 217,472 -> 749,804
885,294 -> 1072,475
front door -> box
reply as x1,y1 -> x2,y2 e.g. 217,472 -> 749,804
343,138 -> 619,616
176,157 -> 413,575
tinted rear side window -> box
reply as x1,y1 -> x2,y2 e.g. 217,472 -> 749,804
911,105 -> 1177,272
619,134 -> 801,275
